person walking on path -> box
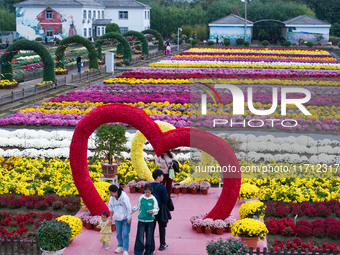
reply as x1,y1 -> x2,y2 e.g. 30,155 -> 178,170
108,185 -> 132,255
155,151 -> 176,196
216,36 -> 219,46
132,184 -> 159,255
76,54 -> 81,73
98,212 -> 112,250
150,170 -> 171,252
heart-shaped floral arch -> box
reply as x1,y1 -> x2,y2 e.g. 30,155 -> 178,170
70,103 -> 241,220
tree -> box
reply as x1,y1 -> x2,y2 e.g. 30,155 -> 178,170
105,23 -> 121,34
0,8 -> 15,31
194,24 -> 208,41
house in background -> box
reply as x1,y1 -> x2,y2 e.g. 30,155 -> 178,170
209,14 -> 330,45
209,14 -> 253,45
14,0 -> 151,41
284,15 -> 331,44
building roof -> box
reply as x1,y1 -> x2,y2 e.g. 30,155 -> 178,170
93,19 -> 112,25
14,0 -> 104,7
210,14 -> 253,25
284,15 -> 330,26
95,0 -> 150,8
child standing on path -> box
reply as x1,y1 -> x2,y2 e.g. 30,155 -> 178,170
98,212 -> 111,250
108,185 -> 132,255
132,184 -> 159,255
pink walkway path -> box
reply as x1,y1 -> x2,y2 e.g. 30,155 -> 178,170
65,188 -> 267,255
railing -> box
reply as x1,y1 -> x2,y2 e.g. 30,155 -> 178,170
71,67 -> 105,83
0,237 -> 338,255
0,76 -> 66,107
13,61 -> 89,83
248,247 -> 339,255
0,237 -> 42,255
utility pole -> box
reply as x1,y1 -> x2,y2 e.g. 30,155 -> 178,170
244,0 -> 247,41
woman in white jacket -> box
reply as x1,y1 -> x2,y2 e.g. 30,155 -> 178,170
155,151 -> 176,196
108,185 -> 132,255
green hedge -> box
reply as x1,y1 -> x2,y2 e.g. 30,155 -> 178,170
123,31 -> 149,55
106,23 -> 121,34
55,35 -> 98,69
94,32 -> 131,61
0,40 -> 55,82
142,29 -> 164,51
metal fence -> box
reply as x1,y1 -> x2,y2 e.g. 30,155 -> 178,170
13,61 -> 89,83
0,76 -> 66,107
0,237 -> 338,255
0,237 -> 41,255
71,67 -> 105,83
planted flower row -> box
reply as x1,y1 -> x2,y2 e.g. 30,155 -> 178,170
266,217 -> 340,240
265,200 -> 340,218
272,238 -> 340,253
0,194 -> 80,212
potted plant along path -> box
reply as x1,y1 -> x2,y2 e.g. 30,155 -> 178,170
37,219 -> 72,255
231,218 -> 268,249
94,124 -> 127,178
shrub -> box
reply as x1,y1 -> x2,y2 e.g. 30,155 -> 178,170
115,62 -> 123,67
37,219 -> 71,251
191,39 -> 198,46
284,40 -> 291,47
0,40 -> 55,82
206,238 -> 249,255
313,227 -> 325,238
338,41 -> 340,48
35,37 -> 43,41
306,41 -> 313,47
35,200 -> 49,210
106,23 -> 121,34
95,32 -> 131,61
142,29 -> 164,50
298,38 -> 305,45
52,200 -> 64,210
124,31 -> 149,55
236,38 -> 244,45
123,59 -> 130,66
207,40 -> 214,46
243,41 -> 250,46
224,38 -> 230,46
262,40 -> 270,47
65,201 -> 81,212
56,35 -> 98,69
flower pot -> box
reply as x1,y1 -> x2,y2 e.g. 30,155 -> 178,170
94,225 -> 101,231
181,188 -> 188,194
192,224 -> 196,231
41,247 -> 67,255
85,222 -> 93,230
215,228 -> 224,235
101,162 -> 118,178
196,226 -> 203,233
225,226 -> 231,233
129,187 -> 136,193
111,224 -> 116,232
204,227 -> 213,234
201,189 -> 208,195
82,220 -> 86,227
139,187 -> 144,193
174,188 -> 180,194
191,188 -> 198,194
240,237 -> 258,249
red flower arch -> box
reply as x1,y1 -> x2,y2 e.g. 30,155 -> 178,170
69,103 -> 241,220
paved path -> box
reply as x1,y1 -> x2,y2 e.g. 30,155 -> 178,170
66,187 -> 266,255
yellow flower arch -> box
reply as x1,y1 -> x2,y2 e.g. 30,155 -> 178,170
131,121 -> 176,180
